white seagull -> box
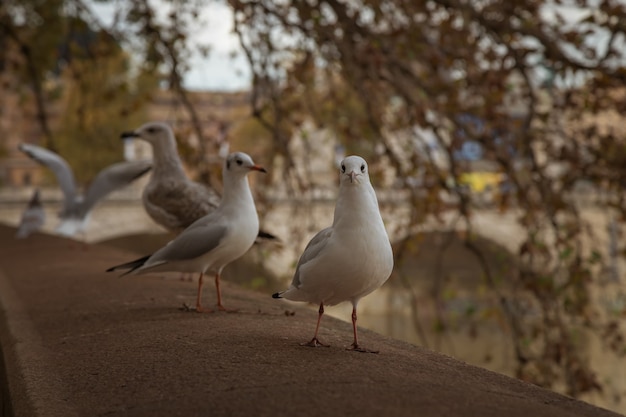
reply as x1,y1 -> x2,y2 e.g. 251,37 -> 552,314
15,188 -> 46,239
18,143 -> 152,239
273,156 -> 394,353
107,152 -> 266,312
120,122 -> 277,241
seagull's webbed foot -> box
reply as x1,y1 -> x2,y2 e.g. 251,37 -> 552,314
217,304 -> 239,313
180,302 -> 214,313
300,338 -> 330,348
346,343 -> 379,354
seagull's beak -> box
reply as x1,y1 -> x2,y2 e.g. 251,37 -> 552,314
250,165 -> 267,173
120,131 -> 139,139
349,171 -> 357,183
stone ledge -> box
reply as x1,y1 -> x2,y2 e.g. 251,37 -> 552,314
0,224 -> 621,417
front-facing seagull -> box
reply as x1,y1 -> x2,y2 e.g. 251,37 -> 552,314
273,155 -> 394,352
107,152 -> 265,312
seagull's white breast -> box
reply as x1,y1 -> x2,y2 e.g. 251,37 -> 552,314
285,183 -> 394,306
203,207 -> 259,272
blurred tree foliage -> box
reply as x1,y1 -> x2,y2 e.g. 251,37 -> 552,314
1,0 -> 156,182
1,0 -> 66,145
54,18 -> 158,181
3,0 -> 626,401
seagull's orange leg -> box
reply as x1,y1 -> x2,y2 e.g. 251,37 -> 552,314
346,306 -> 378,353
301,303 -> 329,347
215,272 -> 236,312
194,273 -> 213,313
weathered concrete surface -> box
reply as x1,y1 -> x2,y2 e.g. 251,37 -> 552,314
0,224 -> 622,417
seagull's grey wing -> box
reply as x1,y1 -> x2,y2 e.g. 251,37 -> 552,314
291,227 -> 333,288
149,222 -> 228,263
18,143 -> 77,210
82,160 -> 152,213
144,180 -> 220,230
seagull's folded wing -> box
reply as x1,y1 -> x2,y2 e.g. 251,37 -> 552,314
291,227 -> 333,288
149,223 -> 228,263
144,181 -> 220,229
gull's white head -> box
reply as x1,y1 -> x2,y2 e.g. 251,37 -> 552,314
121,122 -> 175,147
224,152 -> 267,178
339,155 -> 370,185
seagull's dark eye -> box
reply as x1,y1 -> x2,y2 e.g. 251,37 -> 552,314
341,164 -> 346,173
236,159 -> 243,166
146,127 -> 156,134
360,164 -> 365,173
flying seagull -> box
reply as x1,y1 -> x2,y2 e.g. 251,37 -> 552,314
18,143 -> 152,239
273,155 -> 394,353
107,152 -> 266,312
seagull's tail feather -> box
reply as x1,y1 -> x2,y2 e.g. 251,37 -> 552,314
257,229 -> 280,242
272,292 -> 284,299
106,254 -> 151,276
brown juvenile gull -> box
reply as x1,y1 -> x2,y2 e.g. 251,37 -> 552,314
18,143 -> 152,239
107,152 -> 266,312
273,156 -> 394,353
120,122 -> 277,241
15,189 -> 46,239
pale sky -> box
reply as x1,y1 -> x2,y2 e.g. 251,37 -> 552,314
180,2 -> 251,91
88,0 -> 251,91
